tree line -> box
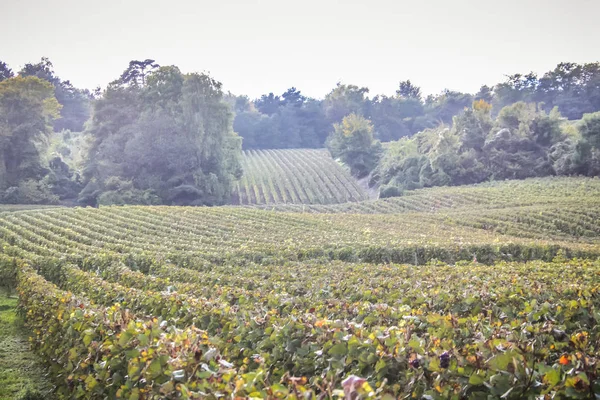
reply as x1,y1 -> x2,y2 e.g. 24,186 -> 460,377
0,58 -> 599,206
0,58 -> 241,206
368,101 -> 600,197
232,62 -> 600,149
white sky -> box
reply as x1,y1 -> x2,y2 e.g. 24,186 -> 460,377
1,0 -> 598,99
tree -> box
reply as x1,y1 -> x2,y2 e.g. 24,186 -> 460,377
0,76 -> 61,189
454,100 -> 493,152
281,87 -> 305,107
579,111 -> 600,149
327,113 -> 381,178
475,85 -> 493,103
572,112 -> 600,176
397,80 -> 422,100
482,102 -> 561,180
426,90 -> 473,124
117,59 -> 160,87
373,136 -> 427,195
82,64 -> 242,206
255,93 -> 281,116
367,95 -> 411,142
233,110 -> 279,149
19,57 -> 91,132
323,83 -> 369,123
0,61 -> 13,82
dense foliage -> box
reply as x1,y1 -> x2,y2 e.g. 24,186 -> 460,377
232,62 -> 600,152
0,76 -> 61,204
1,178 -> 600,398
18,58 -> 92,132
0,59 -> 92,204
80,63 -> 242,206
327,114 -> 382,179
374,100 -> 600,195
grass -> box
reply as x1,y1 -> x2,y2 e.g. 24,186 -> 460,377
0,291 -> 53,400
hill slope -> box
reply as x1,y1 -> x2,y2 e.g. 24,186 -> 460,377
3,177 -> 600,398
248,176 -> 600,214
232,148 -> 369,205
3,177 -> 600,264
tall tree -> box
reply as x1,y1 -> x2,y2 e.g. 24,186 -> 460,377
19,57 -> 91,132
396,80 -> 422,100
323,83 -> 369,123
255,93 -> 281,116
0,76 -> 61,188
0,61 -> 13,82
426,90 -> 473,124
327,113 -> 381,178
117,59 -> 160,87
281,87 -> 305,107
82,64 -> 241,206
475,85 -> 493,103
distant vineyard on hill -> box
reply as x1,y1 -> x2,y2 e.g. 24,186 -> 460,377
249,177 -> 600,214
232,149 -> 369,205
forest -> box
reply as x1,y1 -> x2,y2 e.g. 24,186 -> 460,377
1,58 -> 599,206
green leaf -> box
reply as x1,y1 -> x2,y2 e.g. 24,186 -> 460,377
118,331 -> 133,347
375,358 -> 387,373
271,383 -> 289,398
544,369 -> 560,387
85,375 -> 98,390
125,349 -> 140,359
148,358 -> 162,379
328,343 -> 347,356
137,333 -> 149,346
469,373 -> 485,386
489,352 -> 512,371
83,334 -> 93,346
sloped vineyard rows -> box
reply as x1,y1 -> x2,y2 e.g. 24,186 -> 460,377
2,205 -> 600,268
2,178 -> 600,398
233,149 -> 369,205
250,177 -> 600,214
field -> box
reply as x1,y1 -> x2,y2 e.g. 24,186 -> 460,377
232,149 -> 370,205
248,176 -> 600,214
2,177 -> 600,399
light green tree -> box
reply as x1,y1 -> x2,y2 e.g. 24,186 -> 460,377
0,76 -> 60,189
327,113 -> 381,178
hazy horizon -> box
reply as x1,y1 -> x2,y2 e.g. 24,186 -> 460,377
2,0 -> 599,99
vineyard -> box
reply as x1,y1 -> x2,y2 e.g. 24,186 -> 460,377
249,176 -> 600,214
2,177 -> 600,398
233,149 -> 370,205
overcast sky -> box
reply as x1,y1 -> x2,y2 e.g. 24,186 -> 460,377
1,0 -> 598,99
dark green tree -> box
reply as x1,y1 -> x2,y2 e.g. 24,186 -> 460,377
81,64 -> 242,206
117,59 -> 160,87
0,61 -> 13,82
281,87 -> 305,107
255,93 -> 281,116
396,80 -> 422,100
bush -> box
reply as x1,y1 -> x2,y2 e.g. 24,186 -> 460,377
97,189 -> 160,206
379,184 -> 403,198
0,180 -> 59,205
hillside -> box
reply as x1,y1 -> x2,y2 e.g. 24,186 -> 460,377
3,177 -> 600,264
249,176 -> 600,213
3,178 -> 600,398
232,148 -> 369,205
